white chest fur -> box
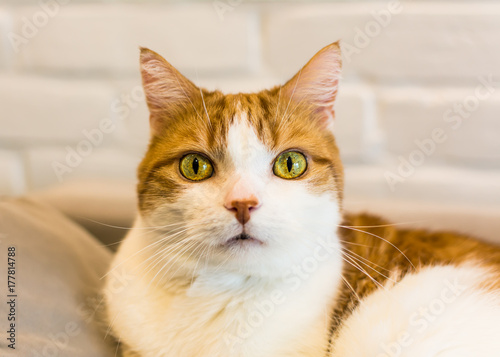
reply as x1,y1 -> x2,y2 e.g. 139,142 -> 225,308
105,227 -> 342,357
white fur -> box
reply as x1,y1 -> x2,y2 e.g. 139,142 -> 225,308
106,109 -> 343,356
330,265 -> 500,357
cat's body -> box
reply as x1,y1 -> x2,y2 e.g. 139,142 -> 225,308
105,43 -> 500,356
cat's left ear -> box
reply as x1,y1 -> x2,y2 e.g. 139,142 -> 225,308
281,42 -> 342,129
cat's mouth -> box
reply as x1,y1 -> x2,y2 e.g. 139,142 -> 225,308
224,233 -> 263,247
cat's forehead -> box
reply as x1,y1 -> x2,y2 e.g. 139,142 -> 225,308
199,90 -> 332,162
227,106 -> 262,159
226,103 -> 274,174
194,91 -> 279,156
226,91 -> 278,143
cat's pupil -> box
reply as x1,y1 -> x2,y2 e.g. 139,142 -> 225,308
287,156 -> 293,172
193,158 -> 199,174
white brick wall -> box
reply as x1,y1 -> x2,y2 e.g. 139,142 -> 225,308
0,1 -> 499,207
353,3 -> 500,82
264,2 -> 500,82
0,75 -> 116,143
0,10 -> 9,69
25,146 -> 141,190
13,3 -> 259,75
334,83 -> 378,162
378,85 -> 500,167
345,165 -> 500,206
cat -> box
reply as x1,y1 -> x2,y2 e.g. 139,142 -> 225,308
104,42 -> 500,357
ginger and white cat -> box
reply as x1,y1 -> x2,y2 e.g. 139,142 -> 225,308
104,42 -> 500,357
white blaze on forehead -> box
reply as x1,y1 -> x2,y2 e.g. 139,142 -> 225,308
226,109 -> 272,175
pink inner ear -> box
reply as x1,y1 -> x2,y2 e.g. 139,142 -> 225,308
140,55 -> 190,112
282,42 -> 342,126
314,106 -> 336,130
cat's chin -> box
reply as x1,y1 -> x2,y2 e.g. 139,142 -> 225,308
223,233 -> 264,248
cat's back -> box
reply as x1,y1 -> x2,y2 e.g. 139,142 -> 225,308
340,212 -> 500,272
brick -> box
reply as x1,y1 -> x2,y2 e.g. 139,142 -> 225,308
334,83 -> 377,162
106,79 -> 149,149
343,167 -> 500,245
263,3 -> 367,80
0,9 -> 12,69
26,146 -> 142,190
0,150 -> 26,196
0,75 -> 117,142
377,86 -> 449,161
377,85 -> 500,167
264,3 -> 500,83
345,165 -> 500,206
344,165 -> 394,200
353,3 -> 500,83
444,96 -> 500,167
119,98 -> 150,151
14,3 -> 259,75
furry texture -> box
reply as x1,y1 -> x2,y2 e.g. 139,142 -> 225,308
330,214 -> 500,357
104,43 -> 500,357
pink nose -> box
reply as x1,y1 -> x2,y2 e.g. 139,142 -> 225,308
224,198 -> 259,225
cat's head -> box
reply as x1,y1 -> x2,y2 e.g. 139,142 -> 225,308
136,43 -> 344,277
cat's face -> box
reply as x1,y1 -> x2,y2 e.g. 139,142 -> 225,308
137,43 -> 344,276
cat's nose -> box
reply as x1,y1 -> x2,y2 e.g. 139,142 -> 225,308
224,198 -> 260,225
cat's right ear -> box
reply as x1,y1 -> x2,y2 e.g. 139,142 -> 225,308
140,48 -> 199,136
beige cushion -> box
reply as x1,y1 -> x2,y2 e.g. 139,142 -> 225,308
31,180 -> 137,249
0,197 -> 116,356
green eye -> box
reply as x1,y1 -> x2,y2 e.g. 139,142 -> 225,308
273,151 -> 307,179
180,154 -> 213,181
